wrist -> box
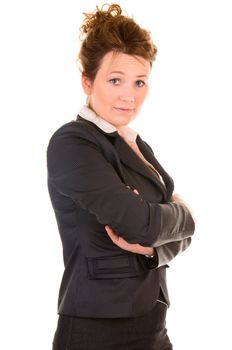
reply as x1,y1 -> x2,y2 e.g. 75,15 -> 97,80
145,248 -> 155,258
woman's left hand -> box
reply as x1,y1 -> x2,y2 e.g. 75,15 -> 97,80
105,225 -> 154,256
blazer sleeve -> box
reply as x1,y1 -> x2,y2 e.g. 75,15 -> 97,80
47,127 -> 195,247
156,237 -> 192,267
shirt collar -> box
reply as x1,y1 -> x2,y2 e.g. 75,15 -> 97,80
78,105 -> 138,143
79,105 -> 117,133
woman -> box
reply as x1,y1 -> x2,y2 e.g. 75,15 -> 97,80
47,4 -> 195,349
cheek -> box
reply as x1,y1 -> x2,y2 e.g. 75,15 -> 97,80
96,85 -> 114,102
137,90 -> 148,104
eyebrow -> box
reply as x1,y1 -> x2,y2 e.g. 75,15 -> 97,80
109,71 -> 148,78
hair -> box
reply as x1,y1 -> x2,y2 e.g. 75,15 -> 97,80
78,3 -> 157,81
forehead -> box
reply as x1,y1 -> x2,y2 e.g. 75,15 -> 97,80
98,51 -> 151,76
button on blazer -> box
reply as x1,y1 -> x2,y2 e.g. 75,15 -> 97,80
47,115 -> 195,318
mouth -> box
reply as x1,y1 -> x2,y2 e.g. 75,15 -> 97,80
114,107 -> 135,112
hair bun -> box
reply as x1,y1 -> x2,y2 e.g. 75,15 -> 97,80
78,3 -> 157,80
81,4 -> 123,36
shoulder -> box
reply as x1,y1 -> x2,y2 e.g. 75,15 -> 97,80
47,118 -> 105,149
46,117 -> 119,162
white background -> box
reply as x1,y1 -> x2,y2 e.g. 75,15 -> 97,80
0,1 -> 231,349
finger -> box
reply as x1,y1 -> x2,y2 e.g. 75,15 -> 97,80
105,225 -> 119,242
105,225 -> 117,235
105,225 -> 114,237
133,189 -> 139,195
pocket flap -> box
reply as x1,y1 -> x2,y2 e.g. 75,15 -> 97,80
87,254 -> 144,279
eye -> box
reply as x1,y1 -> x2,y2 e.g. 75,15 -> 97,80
135,80 -> 146,87
109,78 -> 121,85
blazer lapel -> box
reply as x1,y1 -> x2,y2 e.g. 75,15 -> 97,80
114,135 -> 169,199
76,116 -> 174,201
136,136 -> 174,200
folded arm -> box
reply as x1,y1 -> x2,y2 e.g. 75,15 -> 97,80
47,127 -> 195,247
155,237 -> 192,267
105,223 -> 192,266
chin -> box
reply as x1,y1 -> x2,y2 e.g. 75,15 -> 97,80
116,117 -> 133,127
114,113 -> 137,125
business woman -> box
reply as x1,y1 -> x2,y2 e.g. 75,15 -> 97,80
47,4 -> 195,349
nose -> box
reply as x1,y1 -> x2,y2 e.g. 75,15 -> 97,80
119,96 -> 135,103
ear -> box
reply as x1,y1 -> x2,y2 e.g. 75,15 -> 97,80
81,74 -> 92,95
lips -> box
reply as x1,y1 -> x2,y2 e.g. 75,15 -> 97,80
114,107 -> 135,112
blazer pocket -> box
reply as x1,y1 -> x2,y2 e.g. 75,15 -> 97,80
87,254 -> 145,279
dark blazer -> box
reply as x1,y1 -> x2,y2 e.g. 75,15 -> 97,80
47,115 -> 195,318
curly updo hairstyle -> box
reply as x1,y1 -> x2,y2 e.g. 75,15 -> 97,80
78,3 -> 157,81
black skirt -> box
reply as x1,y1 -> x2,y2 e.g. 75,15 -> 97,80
52,299 -> 173,350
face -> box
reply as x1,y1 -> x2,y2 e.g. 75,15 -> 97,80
82,51 -> 151,128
